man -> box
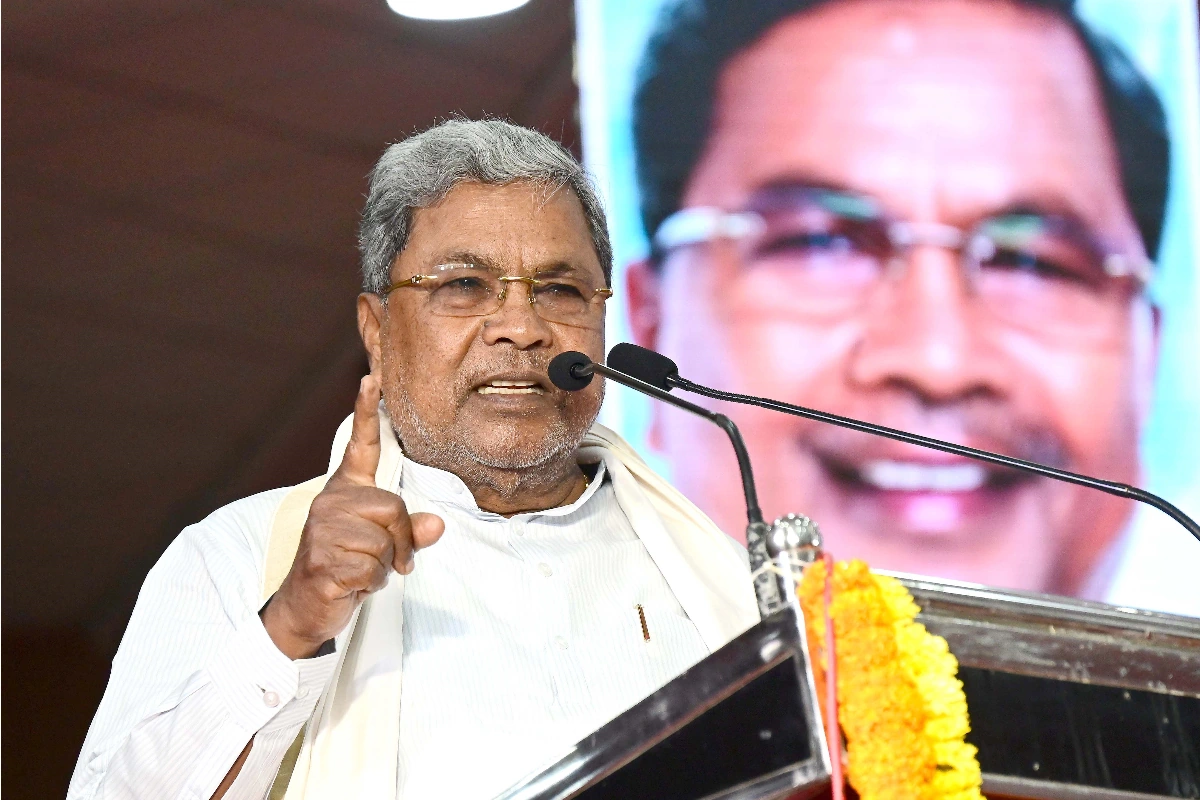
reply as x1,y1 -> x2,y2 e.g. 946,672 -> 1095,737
69,120 -> 759,800
626,0 -> 1173,601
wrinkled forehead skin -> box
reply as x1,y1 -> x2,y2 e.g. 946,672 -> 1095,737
684,0 -> 1144,258
401,180 -> 607,283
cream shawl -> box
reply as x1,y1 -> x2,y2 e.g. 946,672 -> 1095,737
260,408 -> 760,799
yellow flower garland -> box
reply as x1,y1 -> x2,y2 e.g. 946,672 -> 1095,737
798,560 -> 984,800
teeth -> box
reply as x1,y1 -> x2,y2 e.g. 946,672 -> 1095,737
478,381 -> 543,395
860,460 -> 987,492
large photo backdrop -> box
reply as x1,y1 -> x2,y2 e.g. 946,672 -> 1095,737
578,0 -> 1200,615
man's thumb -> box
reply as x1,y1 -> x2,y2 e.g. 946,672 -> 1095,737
339,373 -> 382,485
410,512 -> 445,550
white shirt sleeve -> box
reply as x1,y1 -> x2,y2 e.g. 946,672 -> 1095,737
67,487 -> 339,800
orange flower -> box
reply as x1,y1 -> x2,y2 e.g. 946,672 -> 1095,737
799,561 -> 983,800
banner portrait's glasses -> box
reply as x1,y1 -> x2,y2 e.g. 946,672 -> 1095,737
653,185 -> 1151,341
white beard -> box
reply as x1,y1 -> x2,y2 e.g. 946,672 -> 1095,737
383,381 -> 598,490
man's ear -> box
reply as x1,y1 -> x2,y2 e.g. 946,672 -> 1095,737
1150,302 -> 1162,369
1138,301 -> 1163,422
357,293 -> 385,375
625,258 -> 662,349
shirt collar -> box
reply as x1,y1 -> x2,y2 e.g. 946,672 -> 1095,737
397,455 -> 608,520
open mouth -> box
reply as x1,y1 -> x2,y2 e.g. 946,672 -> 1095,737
822,454 -> 1029,493
860,460 -> 987,492
814,448 -> 1034,536
476,379 -> 546,396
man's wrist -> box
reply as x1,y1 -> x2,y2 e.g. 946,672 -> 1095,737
259,596 -> 334,660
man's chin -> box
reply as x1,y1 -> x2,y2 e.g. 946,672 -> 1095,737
456,422 -> 583,472
465,443 -> 572,472
452,396 -> 598,467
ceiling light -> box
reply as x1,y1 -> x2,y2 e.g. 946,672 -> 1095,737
386,0 -> 532,20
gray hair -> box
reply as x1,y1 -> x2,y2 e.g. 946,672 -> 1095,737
359,119 -> 613,294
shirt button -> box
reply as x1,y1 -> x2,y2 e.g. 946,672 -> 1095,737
537,562 -> 553,577
296,686 -> 310,699
263,691 -> 281,708
554,635 -> 569,650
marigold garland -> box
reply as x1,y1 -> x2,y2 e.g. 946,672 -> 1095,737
798,560 -> 984,800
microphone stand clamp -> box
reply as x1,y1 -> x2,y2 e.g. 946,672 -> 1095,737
750,514 -> 825,618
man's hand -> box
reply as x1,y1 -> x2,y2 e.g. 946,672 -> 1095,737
261,374 -> 445,659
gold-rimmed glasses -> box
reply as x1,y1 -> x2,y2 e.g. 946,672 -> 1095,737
653,185 -> 1152,341
383,262 -> 613,328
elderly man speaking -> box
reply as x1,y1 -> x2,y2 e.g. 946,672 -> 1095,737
68,120 -> 760,800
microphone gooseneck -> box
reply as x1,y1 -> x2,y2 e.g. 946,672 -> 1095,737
550,350 -> 788,615
548,351 -> 764,527
609,343 -> 1200,544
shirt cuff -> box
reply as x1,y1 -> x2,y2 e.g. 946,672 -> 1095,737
206,616 -> 339,735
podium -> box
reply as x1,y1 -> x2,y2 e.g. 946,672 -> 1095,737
906,575 -> 1200,799
497,575 -> 1200,800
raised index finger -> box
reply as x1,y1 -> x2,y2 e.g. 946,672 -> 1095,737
336,373 -> 382,486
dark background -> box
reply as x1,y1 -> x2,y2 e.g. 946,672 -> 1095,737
2,1 -> 580,796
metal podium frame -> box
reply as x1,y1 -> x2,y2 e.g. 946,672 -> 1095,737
894,572 -> 1200,800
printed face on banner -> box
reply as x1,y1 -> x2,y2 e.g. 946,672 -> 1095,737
582,0 -> 1198,603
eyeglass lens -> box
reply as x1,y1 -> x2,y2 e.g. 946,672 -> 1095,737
415,264 -> 607,327
729,187 -> 1135,337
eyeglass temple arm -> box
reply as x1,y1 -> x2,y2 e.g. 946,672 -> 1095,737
495,276 -> 612,300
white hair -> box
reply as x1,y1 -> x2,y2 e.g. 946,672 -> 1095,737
359,118 -> 612,294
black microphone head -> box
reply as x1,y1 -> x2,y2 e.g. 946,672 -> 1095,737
548,351 -> 595,391
607,343 -> 679,390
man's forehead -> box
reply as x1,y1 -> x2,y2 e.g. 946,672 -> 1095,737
425,249 -> 586,276
402,181 -> 601,272
411,181 -> 577,231
684,0 -> 1132,234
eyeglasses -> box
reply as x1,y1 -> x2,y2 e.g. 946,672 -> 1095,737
383,262 -> 613,328
653,186 -> 1152,339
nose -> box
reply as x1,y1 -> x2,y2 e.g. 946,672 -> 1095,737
480,280 -> 554,350
848,245 -> 1010,402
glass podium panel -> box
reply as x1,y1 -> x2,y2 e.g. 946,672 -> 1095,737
495,606 -> 831,800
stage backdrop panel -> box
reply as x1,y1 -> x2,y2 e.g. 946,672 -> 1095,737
578,0 -> 1200,615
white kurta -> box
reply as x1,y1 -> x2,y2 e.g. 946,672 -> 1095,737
394,458 -> 709,798
68,417 -> 757,800
67,484 -> 341,800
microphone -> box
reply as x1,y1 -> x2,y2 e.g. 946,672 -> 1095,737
606,343 -> 1200,544
548,350 -> 790,614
